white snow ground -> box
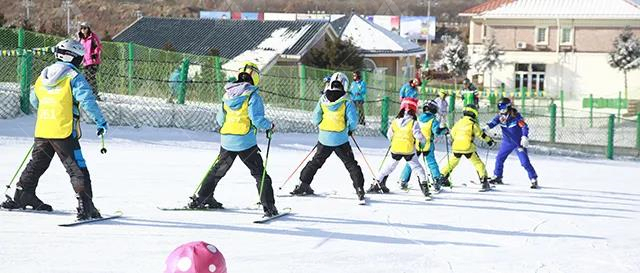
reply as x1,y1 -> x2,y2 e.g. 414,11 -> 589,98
1,116 -> 639,273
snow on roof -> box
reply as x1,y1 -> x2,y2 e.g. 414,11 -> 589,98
340,15 -> 423,55
474,0 -> 640,19
222,25 -> 313,78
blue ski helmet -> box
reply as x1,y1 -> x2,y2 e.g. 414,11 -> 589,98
498,98 -> 512,114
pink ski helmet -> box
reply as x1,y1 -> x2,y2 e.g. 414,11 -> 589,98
165,241 -> 227,273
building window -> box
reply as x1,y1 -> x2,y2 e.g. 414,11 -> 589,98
535,27 -> 548,45
515,63 -> 546,93
561,27 -> 573,44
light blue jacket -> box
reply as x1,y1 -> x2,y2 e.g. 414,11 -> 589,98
349,80 -> 367,102
30,62 -> 107,133
399,82 -> 418,100
313,97 -> 358,147
216,82 -> 273,152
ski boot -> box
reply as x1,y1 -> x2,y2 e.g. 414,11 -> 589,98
356,187 -> 366,203
432,177 -> 443,192
290,183 -> 314,196
479,177 -> 492,192
419,181 -> 431,197
262,203 -> 279,217
367,179 -> 389,194
1,187 -> 52,211
530,178 -> 539,189
188,195 -> 223,209
439,174 -> 451,188
488,176 -> 504,185
399,180 -> 409,191
76,192 -> 101,220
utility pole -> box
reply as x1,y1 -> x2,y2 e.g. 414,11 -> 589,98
22,0 -> 34,21
62,0 -> 72,36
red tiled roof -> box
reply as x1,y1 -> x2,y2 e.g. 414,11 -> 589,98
461,0 -> 516,15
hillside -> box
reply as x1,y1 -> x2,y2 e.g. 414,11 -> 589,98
0,0 -> 484,39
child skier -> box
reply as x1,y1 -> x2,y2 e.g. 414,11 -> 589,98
367,99 -> 432,198
396,100 -> 449,191
485,98 -> 539,189
0,39 -> 108,220
399,78 -> 421,100
290,72 -> 366,202
434,90 -> 449,125
188,61 -> 279,217
438,104 -> 495,191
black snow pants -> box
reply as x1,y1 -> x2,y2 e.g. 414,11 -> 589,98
197,145 -> 275,205
18,136 -> 93,196
299,142 -> 365,189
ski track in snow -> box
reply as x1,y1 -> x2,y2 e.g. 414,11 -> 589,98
1,117 -> 640,273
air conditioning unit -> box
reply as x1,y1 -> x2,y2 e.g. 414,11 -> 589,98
516,41 -> 528,49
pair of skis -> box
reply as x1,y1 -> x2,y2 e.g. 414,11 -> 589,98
157,207 -> 292,224
1,208 -> 123,227
276,192 -> 368,205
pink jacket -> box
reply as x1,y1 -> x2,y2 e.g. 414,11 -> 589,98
79,32 -> 102,66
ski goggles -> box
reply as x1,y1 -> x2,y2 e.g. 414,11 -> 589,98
498,102 -> 511,113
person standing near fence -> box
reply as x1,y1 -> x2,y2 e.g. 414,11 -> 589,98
291,72 -> 366,202
399,77 -> 421,100
461,78 -> 479,107
188,61 -> 279,217
484,98 -> 539,189
349,71 -> 367,125
78,22 -> 102,100
439,104 -> 495,191
0,40 -> 108,220
434,90 -> 449,125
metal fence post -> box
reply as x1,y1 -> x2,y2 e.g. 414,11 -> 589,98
560,90 -> 565,127
299,63 -> 307,110
521,87 -> 526,115
214,56 -> 223,100
19,52 -> 33,114
177,58 -> 190,105
607,114 -> 615,160
589,94 -> 593,128
16,28 -> 25,83
380,96 -> 389,136
550,102 -> 556,143
448,91 -> 455,126
127,42 -> 134,95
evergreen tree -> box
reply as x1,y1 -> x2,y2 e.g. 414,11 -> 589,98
474,34 -> 503,94
437,35 -> 470,89
609,26 -> 640,99
302,38 -> 364,71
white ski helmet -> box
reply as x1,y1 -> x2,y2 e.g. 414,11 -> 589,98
54,39 -> 85,66
326,72 -> 349,92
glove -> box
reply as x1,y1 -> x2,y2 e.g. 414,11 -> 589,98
442,127 -> 450,135
487,139 -> 495,148
520,136 -> 529,148
97,123 -> 108,137
91,54 -> 98,60
266,123 -> 275,138
348,130 -> 353,136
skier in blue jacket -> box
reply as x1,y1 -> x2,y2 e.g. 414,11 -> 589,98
188,61 -> 279,217
290,72 -> 366,202
399,78 -> 421,100
349,71 -> 367,125
485,98 -> 539,189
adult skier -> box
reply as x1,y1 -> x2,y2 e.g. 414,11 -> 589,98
188,61 -> 279,217
0,39 -> 108,220
485,98 -> 539,189
367,99 -> 432,198
461,78 -> 479,107
399,78 -> 421,100
397,100 -> 449,191
438,104 -> 495,191
290,72 -> 366,202
349,71 -> 367,125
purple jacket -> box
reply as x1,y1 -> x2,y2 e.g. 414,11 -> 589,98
79,32 -> 102,66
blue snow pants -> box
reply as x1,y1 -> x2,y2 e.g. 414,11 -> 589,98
494,141 -> 537,179
399,148 -> 441,183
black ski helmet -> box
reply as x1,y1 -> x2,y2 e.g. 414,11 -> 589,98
423,100 -> 438,114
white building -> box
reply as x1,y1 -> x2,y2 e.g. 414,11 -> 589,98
460,0 -> 640,100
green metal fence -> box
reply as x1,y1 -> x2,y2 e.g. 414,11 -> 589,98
1,27 -> 639,158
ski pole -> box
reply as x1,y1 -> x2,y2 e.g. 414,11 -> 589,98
350,135 -> 376,177
192,154 -> 220,196
378,145 -> 391,171
4,144 -> 34,197
100,135 -> 107,154
257,132 -> 273,205
278,144 -> 317,190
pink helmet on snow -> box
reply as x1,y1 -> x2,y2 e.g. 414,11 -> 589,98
165,241 -> 227,273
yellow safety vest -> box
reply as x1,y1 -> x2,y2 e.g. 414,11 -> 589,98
318,101 -> 346,132
390,119 -> 415,155
451,116 -> 476,153
34,76 -> 74,139
415,118 -> 434,152
220,96 -> 252,135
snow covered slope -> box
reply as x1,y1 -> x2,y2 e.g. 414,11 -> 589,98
1,116 -> 639,273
